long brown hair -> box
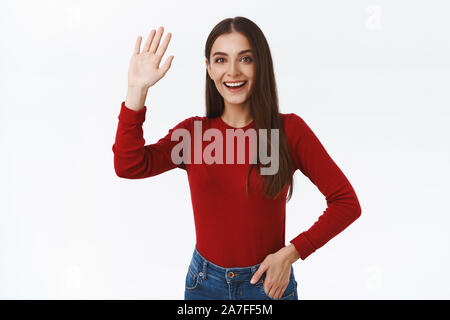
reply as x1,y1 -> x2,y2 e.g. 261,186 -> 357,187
204,16 -> 294,201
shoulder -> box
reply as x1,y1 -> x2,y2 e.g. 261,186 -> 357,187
279,112 -> 309,134
170,115 -> 205,130
173,115 -> 223,131
278,112 -> 321,151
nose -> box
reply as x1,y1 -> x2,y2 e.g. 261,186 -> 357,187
227,60 -> 241,77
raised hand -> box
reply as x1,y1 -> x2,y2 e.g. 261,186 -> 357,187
127,26 -> 174,89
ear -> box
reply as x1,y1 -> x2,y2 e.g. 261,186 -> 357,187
205,59 -> 212,79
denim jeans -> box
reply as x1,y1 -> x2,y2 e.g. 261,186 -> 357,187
184,245 -> 298,300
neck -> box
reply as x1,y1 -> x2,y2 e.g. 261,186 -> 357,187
221,101 -> 253,128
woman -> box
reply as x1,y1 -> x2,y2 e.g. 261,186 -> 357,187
112,17 -> 362,300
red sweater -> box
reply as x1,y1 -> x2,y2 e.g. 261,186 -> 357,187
112,101 -> 362,267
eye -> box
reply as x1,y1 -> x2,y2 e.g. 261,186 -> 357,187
214,56 -> 253,63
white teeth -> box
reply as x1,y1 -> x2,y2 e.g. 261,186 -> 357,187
224,81 -> 246,87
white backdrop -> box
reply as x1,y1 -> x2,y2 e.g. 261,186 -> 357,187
1,0 -> 449,299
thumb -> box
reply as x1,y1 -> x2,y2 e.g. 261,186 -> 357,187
250,263 -> 268,284
160,55 -> 174,76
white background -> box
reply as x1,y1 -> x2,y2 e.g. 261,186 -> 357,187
1,0 -> 449,299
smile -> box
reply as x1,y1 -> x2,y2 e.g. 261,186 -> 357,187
223,81 -> 248,92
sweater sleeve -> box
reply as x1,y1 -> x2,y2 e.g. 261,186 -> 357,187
112,101 -> 193,179
286,113 -> 362,260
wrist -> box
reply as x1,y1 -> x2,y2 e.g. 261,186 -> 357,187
127,84 -> 150,91
125,86 -> 149,111
283,244 -> 301,264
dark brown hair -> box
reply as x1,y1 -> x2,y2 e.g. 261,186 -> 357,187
204,16 -> 294,201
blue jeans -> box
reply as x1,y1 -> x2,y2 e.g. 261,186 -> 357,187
184,245 -> 299,300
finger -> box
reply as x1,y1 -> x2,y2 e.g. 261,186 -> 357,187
274,287 -> 283,299
266,284 -> 275,298
143,29 -> 156,53
272,286 -> 282,299
251,264 -> 268,284
149,26 -> 164,53
160,56 -> 174,75
155,32 -> 172,58
269,287 -> 278,299
133,36 -> 142,55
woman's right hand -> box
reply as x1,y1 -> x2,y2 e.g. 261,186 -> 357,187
127,26 -> 174,89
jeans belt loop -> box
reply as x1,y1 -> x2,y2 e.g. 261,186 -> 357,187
202,260 -> 207,280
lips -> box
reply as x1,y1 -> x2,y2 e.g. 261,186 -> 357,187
223,81 -> 248,93
223,81 -> 247,88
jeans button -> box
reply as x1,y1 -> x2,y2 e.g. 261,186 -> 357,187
199,272 -> 203,276
227,271 -> 234,278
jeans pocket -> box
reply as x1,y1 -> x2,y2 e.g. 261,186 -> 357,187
185,264 -> 200,291
260,269 -> 297,300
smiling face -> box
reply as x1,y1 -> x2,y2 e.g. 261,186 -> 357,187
206,32 -> 255,109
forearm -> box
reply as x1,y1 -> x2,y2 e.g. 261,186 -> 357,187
125,86 -> 149,111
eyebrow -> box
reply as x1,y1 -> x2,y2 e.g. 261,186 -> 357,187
212,49 -> 252,57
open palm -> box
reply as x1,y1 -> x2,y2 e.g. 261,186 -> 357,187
128,26 -> 174,89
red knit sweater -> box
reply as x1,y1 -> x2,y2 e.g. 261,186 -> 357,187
112,101 -> 362,267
